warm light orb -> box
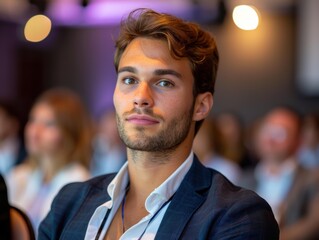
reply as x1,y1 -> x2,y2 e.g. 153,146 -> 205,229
24,14 -> 52,42
232,5 -> 259,30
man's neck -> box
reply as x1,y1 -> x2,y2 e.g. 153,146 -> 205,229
126,147 -> 192,203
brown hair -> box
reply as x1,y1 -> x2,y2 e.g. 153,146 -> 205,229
30,88 -> 92,170
114,8 -> 219,133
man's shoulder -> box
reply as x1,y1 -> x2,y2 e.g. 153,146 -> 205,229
187,160 -> 268,209
55,173 -> 117,203
62,172 -> 116,191
166,165 -> 279,239
208,168 -> 265,205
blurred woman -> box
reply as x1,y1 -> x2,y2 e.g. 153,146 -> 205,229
193,117 -> 242,184
7,88 -> 92,230
216,112 -> 255,169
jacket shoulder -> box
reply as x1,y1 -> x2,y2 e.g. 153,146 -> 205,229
207,170 -> 280,239
38,173 -> 116,239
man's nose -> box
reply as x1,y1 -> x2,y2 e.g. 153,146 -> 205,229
133,82 -> 154,108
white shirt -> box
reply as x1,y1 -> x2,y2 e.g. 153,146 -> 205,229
255,159 -> 296,221
7,163 -> 90,231
85,152 -> 194,240
297,145 -> 319,168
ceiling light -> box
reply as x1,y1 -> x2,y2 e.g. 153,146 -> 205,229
24,14 -> 52,42
232,5 -> 259,30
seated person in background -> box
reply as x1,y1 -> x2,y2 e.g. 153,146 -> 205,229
0,174 -> 11,239
216,112 -> 256,169
0,100 -> 26,178
240,107 -> 319,240
39,8 -> 279,239
297,112 -> 319,168
7,88 -> 92,231
193,117 -> 242,184
91,110 -> 126,176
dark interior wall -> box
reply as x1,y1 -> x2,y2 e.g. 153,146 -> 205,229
0,21 -> 45,126
45,26 -> 120,117
211,9 -> 319,122
210,10 -> 319,123
211,11 -> 298,122
0,22 -> 19,100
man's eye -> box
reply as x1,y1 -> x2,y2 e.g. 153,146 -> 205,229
157,80 -> 174,88
123,77 -> 137,85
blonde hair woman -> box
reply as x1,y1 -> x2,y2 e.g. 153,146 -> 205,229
7,88 -> 92,230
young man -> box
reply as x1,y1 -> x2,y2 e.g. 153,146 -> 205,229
39,8 -> 279,239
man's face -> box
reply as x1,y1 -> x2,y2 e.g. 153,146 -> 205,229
113,37 -> 196,153
256,110 -> 299,162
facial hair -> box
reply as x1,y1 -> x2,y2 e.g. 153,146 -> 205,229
116,106 -> 194,154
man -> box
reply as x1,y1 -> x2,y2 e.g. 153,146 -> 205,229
240,108 -> 319,240
39,8 -> 279,239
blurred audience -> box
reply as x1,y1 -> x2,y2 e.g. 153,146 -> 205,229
193,117 -> 242,184
216,112 -> 256,169
0,100 -> 26,178
7,88 -> 92,231
90,110 -> 126,176
240,107 -> 319,240
297,112 -> 319,169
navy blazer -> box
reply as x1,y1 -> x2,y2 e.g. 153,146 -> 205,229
39,158 -> 279,239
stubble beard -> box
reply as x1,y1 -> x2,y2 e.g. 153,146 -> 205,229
116,106 -> 194,157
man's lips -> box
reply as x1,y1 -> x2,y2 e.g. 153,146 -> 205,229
126,114 -> 160,125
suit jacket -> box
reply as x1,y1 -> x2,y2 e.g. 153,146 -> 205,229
38,157 -> 279,239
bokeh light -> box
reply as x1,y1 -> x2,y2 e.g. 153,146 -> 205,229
232,5 -> 259,31
24,14 -> 52,42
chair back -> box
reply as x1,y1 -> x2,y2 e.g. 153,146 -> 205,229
10,206 -> 35,240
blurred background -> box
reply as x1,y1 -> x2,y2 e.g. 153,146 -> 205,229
0,0 -> 318,126
1,1 -> 319,236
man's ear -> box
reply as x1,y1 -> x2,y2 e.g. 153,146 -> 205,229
193,92 -> 213,121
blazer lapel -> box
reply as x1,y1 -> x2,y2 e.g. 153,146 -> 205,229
155,157 -> 212,240
61,175 -> 115,240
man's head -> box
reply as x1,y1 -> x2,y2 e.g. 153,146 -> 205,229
113,9 -> 218,155
256,108 -> 301,163
114,8 -> 219,134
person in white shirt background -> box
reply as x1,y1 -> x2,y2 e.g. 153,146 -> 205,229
240,107 -> 319,240
193,116 -> 242,184
7,88 -> 92,232
91,110 -> 126,176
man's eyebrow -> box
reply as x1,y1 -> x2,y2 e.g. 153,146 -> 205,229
154,69 -> 182,79
118,67 -> 182,79
118,66 -> 137,74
